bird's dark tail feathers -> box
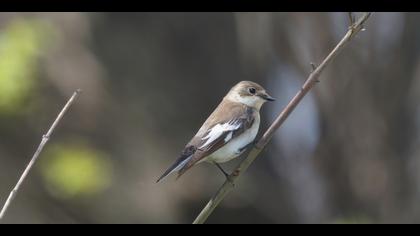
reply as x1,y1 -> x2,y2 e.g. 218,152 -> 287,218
156,155 -> 192,183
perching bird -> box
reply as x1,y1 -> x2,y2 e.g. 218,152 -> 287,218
157,81 -> 275,183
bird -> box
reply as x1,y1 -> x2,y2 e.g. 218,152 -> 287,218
157,81 -> 275,183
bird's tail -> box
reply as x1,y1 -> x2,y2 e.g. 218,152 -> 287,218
156,155 -> 192,183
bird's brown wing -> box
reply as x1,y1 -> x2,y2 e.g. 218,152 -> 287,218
156,100 -> 255,182
176,101 -> 255,178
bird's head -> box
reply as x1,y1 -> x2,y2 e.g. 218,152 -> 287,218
225,81 -> 275,110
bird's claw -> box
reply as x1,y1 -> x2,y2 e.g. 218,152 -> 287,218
226,175 -> 235,187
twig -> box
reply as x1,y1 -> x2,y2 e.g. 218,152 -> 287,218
0,89 -> 82,221
193,12 -> 372,224
348,12 -> 355,25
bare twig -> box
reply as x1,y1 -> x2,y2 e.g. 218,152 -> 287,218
348,12 -> 355,25
193,12 -> 372,224
0,89 -> 82,221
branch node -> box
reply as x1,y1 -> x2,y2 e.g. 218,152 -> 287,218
310,62 -> 317,72
347,13 -> 357,35
227,178 -> 235,187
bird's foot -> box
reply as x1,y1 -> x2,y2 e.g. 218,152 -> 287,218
225,174 -> 235,187
215,163 -> 237,187
225,170 -> 240,187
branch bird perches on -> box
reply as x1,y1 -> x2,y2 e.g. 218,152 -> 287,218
193,12 -> 372,224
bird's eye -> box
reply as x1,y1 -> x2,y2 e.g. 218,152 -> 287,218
248,87 -> 256,95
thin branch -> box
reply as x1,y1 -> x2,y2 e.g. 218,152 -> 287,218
348,12 -> 355,25
193,12 -> 372,224
0,89 -> 82,221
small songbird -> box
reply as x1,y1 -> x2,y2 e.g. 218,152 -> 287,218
157,81 -> 275,183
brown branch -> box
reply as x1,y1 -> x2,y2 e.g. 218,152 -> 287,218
193,12 -> 372,224
0,89 -> 82,221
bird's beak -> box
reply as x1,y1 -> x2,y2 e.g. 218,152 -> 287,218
259,93 -> 275,101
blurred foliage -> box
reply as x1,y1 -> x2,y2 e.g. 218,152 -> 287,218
39,142 -> 112,199
0,19 -> 54,115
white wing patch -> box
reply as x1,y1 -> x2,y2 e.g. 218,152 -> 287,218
199,120 -> 241,149
224,132 -> 233,142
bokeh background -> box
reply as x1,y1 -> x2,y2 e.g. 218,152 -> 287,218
0,12 -> 419,224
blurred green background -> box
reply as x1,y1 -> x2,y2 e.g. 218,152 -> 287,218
0,12 -> 419,224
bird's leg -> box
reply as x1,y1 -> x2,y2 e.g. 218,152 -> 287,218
215,163 -> 229,178
214,163 -> 235,185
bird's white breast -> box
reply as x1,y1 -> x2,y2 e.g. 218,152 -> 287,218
204,113 -> 260,163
